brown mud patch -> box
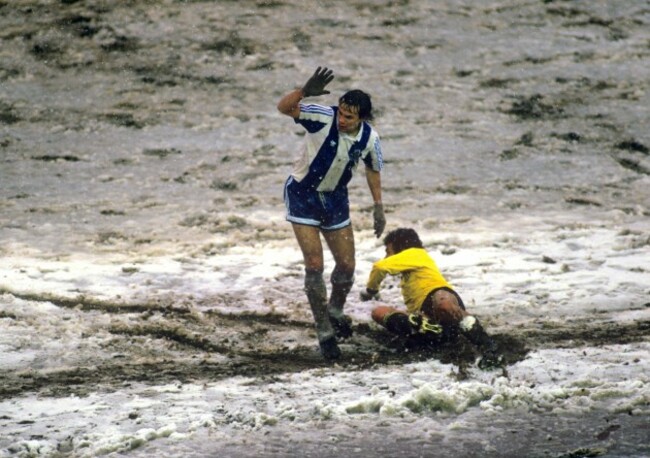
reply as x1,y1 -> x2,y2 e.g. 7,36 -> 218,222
1,292 -> 647,401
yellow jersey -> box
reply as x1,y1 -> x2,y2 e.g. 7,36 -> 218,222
366,247 -> 453,314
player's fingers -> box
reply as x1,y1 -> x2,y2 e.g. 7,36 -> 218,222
320,68 -> 333,80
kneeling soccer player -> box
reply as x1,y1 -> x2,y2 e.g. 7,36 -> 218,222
361,228 -> 502,369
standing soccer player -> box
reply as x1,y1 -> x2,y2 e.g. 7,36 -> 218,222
277,67 -> 386,360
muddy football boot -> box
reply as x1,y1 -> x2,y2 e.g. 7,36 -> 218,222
319,335 -> 341,360
478,344 -> 503,370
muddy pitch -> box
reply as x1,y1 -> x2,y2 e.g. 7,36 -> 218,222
1,292 -> 648,401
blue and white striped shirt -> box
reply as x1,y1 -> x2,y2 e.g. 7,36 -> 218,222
290,103 -> 383,192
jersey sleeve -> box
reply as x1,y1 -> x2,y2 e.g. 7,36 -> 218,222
294,103 -> 334,134
362,131 -> 383,172
366,250 -> 416,290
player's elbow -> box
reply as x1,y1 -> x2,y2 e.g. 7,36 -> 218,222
277,102 -> 295,117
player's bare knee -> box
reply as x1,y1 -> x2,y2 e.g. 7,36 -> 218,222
433,289 -> 459,307
437,301 -> 456,314
371,306 -> 393,323
304,258 -> 324,272
430,301 -> 464,326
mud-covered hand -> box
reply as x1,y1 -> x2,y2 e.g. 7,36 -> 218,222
359,288 -> 380,302
373,203 -> 386,238
301,67 -> 334,97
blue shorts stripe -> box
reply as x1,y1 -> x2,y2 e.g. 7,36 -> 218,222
322,218 -> 351,231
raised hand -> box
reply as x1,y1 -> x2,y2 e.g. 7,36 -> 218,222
301,66 -> 334,97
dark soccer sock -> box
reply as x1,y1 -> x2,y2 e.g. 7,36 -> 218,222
460,316 -> 493,349
384,312 -> 415,337
328,267 -> 354,318
305,269 -> 334,341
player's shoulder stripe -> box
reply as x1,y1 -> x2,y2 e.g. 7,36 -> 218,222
301,104 -> 333,116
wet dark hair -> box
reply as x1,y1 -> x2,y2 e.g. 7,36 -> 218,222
339,89 -> 373,121
383,228 -> 424,254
